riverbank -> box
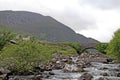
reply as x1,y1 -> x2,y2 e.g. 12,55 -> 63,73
0,52 -> 119,80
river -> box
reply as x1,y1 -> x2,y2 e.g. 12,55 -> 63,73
43,62 -> 120,80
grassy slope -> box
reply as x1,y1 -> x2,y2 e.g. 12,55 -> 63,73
0,28 -> 78,72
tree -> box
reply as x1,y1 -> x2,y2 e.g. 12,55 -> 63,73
65,42 -> 82,54
0,29 -> 14,51
107,29 -> 120,62
96,43 -> 108,54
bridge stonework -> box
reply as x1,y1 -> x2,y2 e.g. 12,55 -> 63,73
80,43 -> 97,49
80,43 -> 98,53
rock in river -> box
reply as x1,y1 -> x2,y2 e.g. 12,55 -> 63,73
63,63 -> 84,72
78,72 -> 93,80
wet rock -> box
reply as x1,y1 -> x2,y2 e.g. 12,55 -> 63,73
106,58 -> 113,63
101,73 -> 109,76
99,67 -> 108,70
8,40 -> 18,45
56,61 -> 60,64
78,72 -> 93,80
34,75 -> 42,80
44,65 -> 52,71
0,68 -> 10,74
0,68 -> 12,80
97,77 -> 109,80
49,71 -> 54,75
110,68 -> 120,72
63,64 -> 84,72
0,71 -> 3,75
22,71 -> 34,75
51,58 -> 57,63
13,77 -> 19,80
61,58 -> 68,62
67,59 -> 73,64
52,63 -> 63,69
42,73 -> 50,78
78,53 -> 112,64
0,74 -> 7,80
77,60 -> 91,68
77,67 -> 84,72
117,72 -> 120,77
33,66 -> 45,73
70,56 -> 79,63
7,75 -> 34,80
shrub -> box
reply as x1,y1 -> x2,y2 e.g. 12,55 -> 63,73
64,42 -> 82,54
0,40 -> 77,73
107,29 -> 120,62
0,29 -> 15,51
0,40 -> 43,72
96,43 -> 108,54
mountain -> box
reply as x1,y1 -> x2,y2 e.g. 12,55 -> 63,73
0,10 -> 98,43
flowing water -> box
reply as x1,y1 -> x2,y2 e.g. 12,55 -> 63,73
43,62 -> 120,80
8,56 -> 120,80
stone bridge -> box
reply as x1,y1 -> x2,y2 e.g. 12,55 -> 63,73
80,43 -> 98,53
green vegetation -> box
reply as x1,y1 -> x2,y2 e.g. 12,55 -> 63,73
0,28 -> 77,73
0,29 -> 15,51
64,42 -> 82,54
96,43 -> 108,54
107,29 -> 120,63
0,11 -> 98,43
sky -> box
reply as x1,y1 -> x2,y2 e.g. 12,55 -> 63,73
0,0 -> 120,42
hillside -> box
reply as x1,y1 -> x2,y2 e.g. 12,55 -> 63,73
0,10 -> 98,43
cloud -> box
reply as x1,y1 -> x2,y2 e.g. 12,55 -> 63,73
79,0 -> 120,9
79,9 -> 120,42
0,0 -> 120,42
49,8 -> 97,32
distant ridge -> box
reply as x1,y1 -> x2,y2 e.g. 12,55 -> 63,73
0,10 -> 99,43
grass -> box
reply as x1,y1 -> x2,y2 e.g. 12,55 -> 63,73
0,78 -> 2,80
0,39 -> 77,73
0,27 -> 78,73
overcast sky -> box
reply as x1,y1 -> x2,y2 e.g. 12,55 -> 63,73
0,0 -> 120,42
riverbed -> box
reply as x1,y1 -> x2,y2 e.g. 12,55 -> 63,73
42,62 -> 120,80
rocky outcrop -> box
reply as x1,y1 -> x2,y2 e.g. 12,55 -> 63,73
48,52 -> 113,72
0,52 -> 114,80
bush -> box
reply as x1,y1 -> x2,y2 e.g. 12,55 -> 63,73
0,40 -> 77,73
0,29 -> 15,51
96,43 -> 108,54
0,28 -> 77,73
107,29 -> 120,62
64,42 -> 82,54
0,40 -> 43,72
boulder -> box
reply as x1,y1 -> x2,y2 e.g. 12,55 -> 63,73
101,73 -> 109,76
78,72 -> 93,80
106,58 -> 113,63
0,74 -> 7,80
51,58 -> 57,63
0,68 -> 10,74
34,75 -> 42,80
97,77 -> 109,80
42,73 -> 50,78
49,71 -> 54,75
63,64 -> 84,72
117,72 -> 120,77
0,68 -> 11,80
